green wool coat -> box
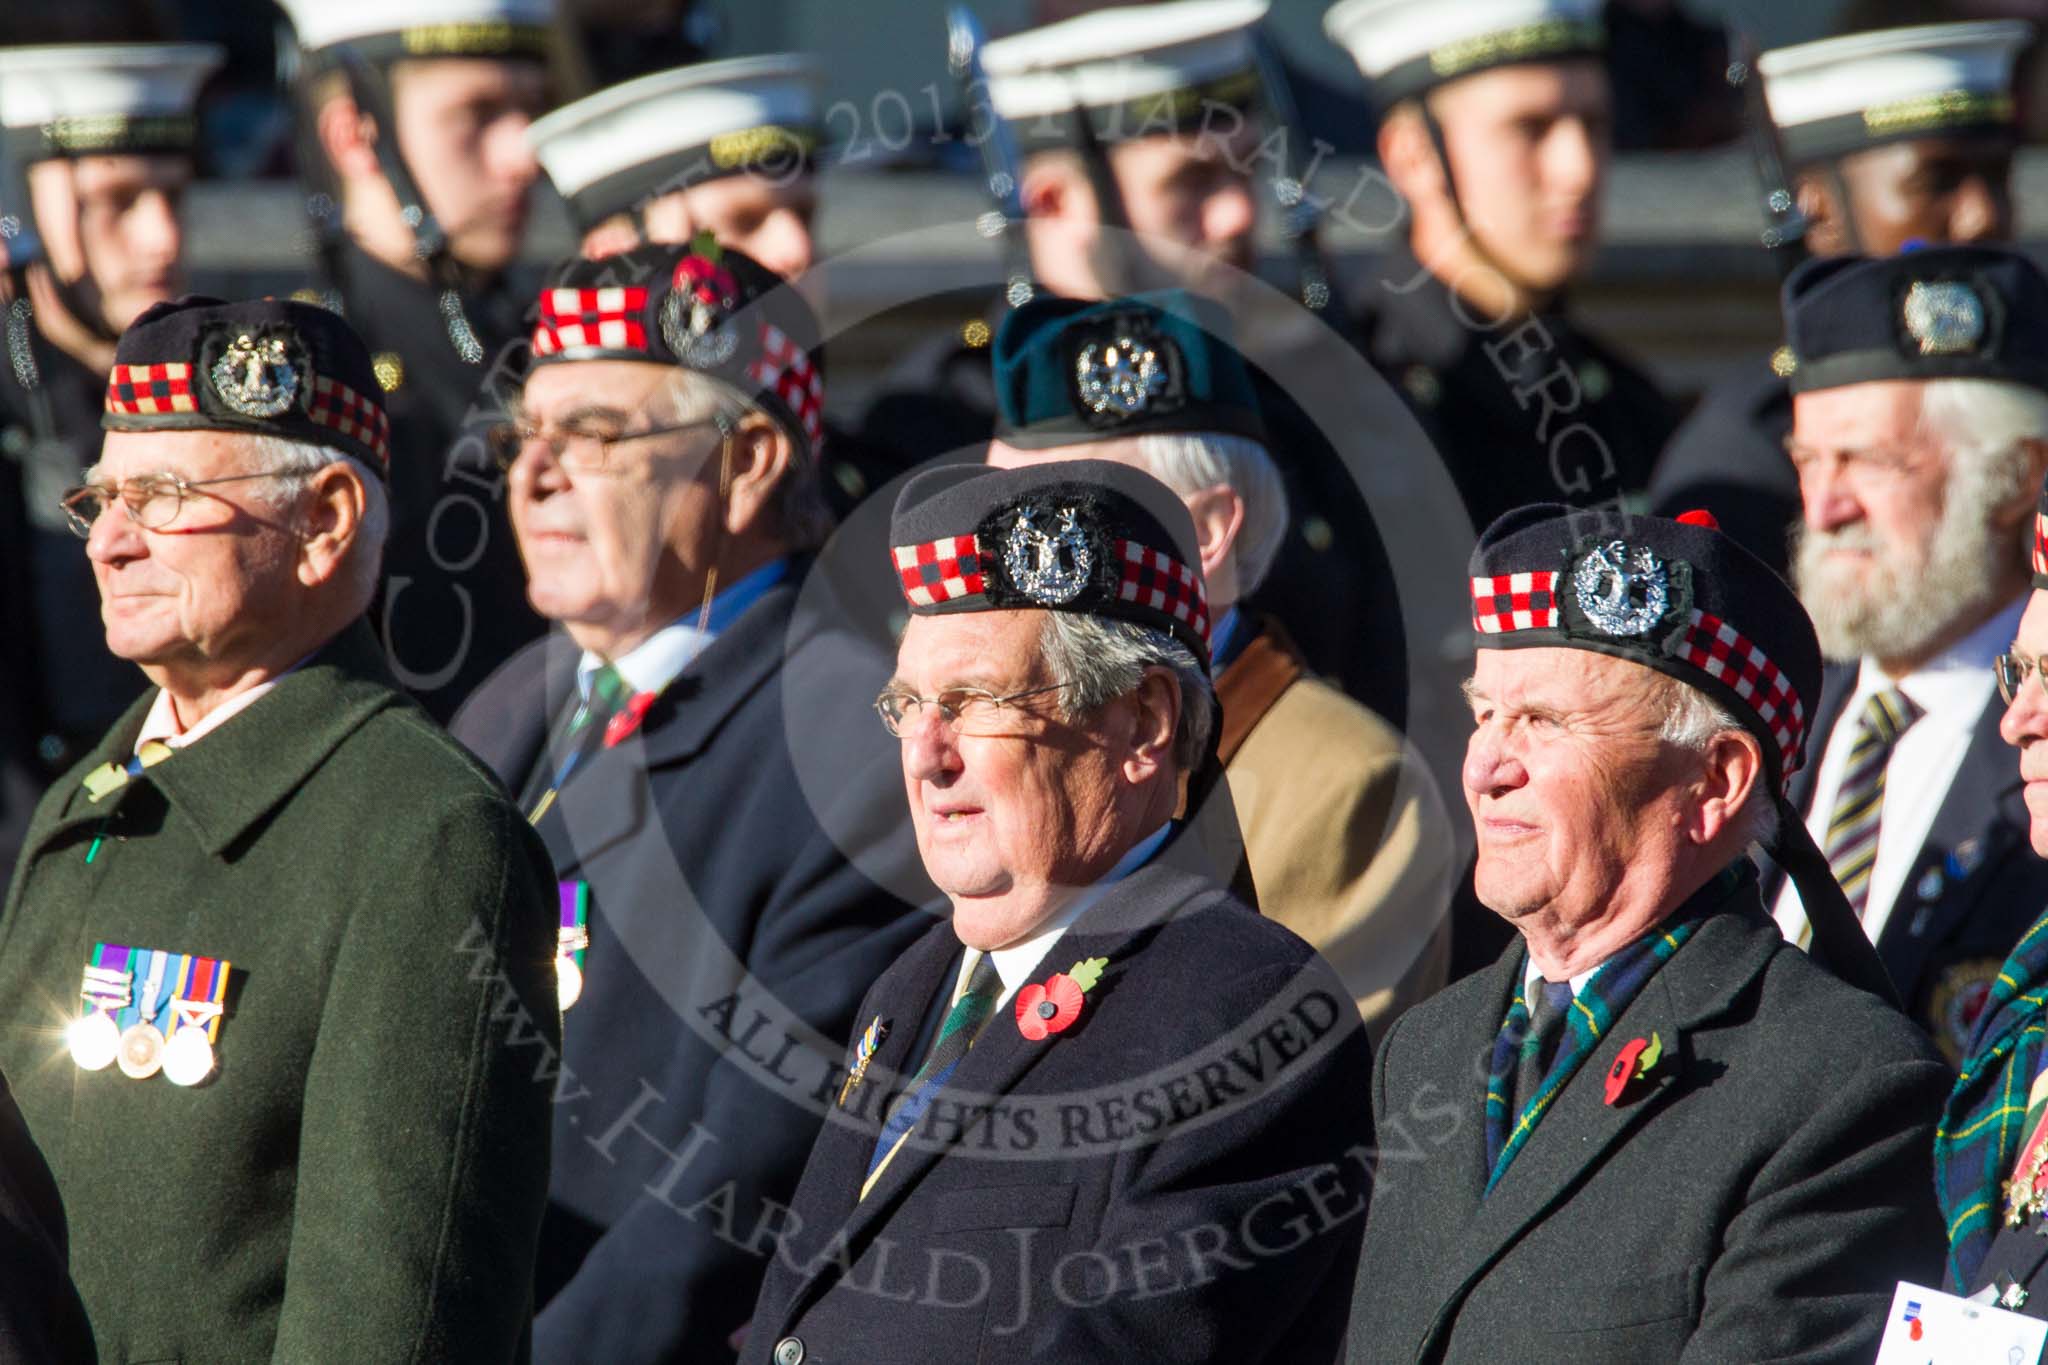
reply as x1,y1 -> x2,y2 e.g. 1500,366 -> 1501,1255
0,625 -> 561,1364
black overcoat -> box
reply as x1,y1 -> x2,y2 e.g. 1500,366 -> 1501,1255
453,573 -> 937,1364
743,847 -> 1376,1365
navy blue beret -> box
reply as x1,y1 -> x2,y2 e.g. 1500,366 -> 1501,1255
889,458 -> 1212,668
102,296 -> 391,478
1784,245 -> 2048,395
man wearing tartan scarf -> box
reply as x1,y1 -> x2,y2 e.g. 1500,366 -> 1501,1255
1933,477 -> 2048,1313
1348,502 -> 1950,1362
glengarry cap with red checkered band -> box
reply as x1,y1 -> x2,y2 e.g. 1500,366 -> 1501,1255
889,458 -> 1213,670
526,236 -> 826,459
1470,501 -> 1902,1006
101,296 -> 392,478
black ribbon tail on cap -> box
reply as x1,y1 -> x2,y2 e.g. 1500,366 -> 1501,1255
1768,793 -> 1901,1008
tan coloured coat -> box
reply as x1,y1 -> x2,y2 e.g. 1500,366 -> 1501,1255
1217,621 -> 1452,1038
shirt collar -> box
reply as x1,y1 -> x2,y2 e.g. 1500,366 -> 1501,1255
577,557 -> 790,701
963,820 -> 1175,1007
1857,592 -> 2024,715
134,656 -> 313,754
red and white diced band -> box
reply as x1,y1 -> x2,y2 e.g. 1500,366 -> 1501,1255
747,322 -> 825,450
1675,608 -> 1806,781
893,535 -> 985,606
1470,572 -> 1559,634
307,375 -> 392,473
1115,539 -> 1210,648
104,363 -> 197,416
531,287 -> 650,357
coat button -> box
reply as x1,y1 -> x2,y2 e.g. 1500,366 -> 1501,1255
773,1337 -> 804,1365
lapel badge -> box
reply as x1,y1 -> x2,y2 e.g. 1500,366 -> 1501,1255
1903,280 -> 1987,356
210,329 -> 305,418
1602,1031 -> 1664,1107
839,1016 -> 890,1106
1003,504 -> 1093,605
1572,540 -> 1670,638
1016,956 -> 1108,1042
1917,865 -> 1946,903
1952,837 -> 1986,879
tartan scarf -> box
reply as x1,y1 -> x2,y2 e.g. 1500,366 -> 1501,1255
1481,864 -> 1735,1193
1936,905 -> 2048,1290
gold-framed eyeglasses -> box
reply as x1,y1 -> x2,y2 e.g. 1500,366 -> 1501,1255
484,413 -> 729,473
1997,651 -> 2048,705
59,471 -> 287,538
874,683 -> 1072,737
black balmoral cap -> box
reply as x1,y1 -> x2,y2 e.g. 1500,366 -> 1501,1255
889,459 -> 1212,669
528,235 -> 825,458
1469,500 -> 1899,1006
1783,245 -> 2048,396
102,296 -> 391,478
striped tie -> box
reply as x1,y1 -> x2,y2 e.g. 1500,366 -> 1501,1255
862,950 -> 1003,1200
1823,687 -> 1924,918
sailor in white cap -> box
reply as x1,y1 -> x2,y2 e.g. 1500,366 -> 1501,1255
1325,0 -> 1679,541
0,39 -> 220,873
276,0 -> 559,723
528,54 -> 823,278
1651,17 -> 2034,579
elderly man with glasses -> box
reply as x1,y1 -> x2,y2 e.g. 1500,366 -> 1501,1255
1935,484 -> 2048,1318
0,297 -> 559,1361
449,240 -> 932,1365
741,459 -> 1374,1365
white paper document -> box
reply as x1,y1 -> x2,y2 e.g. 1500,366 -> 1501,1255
1874,1281 -> 2047,1364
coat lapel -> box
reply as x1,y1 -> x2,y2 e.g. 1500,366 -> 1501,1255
1417,909 -> 1780,1356
1877,696 -> 2026,991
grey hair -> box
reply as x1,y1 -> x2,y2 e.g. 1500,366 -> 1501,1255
1038,612 -> 1214,773
242,435 -> 389,609
662,368 -> 833,551
1918,377 -> 2048,558
1656,678 -> 1781,849
1133,431 -> 1290,597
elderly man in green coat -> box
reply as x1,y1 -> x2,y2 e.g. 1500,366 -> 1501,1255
0,297 -> 560,1363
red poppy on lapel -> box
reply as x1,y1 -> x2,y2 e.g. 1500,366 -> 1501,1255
604,692 -> 659,748
1016,956 -> 1108,1041
1604,1032 -> 1664,1106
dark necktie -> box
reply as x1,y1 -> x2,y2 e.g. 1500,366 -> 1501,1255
863,950 -> 1003,1198
1823,686 -> 1924,918
1514,978 -> 1575,1122
524,663 -> 631,821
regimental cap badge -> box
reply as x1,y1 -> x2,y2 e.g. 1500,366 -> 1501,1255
1003,503 -> 1095,605
659,232 -> 743,369
1902,280 -> 1988,356
1571,539 -> 1672,638
209,328 -> 305,418
1073,321 -> 1184,426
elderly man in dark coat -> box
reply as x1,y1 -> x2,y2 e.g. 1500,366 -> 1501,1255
451,240 -> 934,1363
1937,478 -> 2048,1316
743,459 -> 1375,1365
0,297 -> 559,1363
1348,504 -> 1950,1362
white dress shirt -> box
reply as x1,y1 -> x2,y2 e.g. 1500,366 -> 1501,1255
1773,595 -> 2024,946
133,656 -> 314,753
573,558 -> 789,703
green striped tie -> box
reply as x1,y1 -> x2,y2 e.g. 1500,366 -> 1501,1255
1823,687 -> 1923,918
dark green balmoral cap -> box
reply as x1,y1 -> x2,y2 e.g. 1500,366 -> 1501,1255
991,290 -> 1266,451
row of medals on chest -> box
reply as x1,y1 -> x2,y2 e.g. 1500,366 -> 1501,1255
72,965 -> 220,1087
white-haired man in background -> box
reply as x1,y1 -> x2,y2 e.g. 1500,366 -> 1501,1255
986,289 -> 1450,1035
1771,245 -> 2048,1063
